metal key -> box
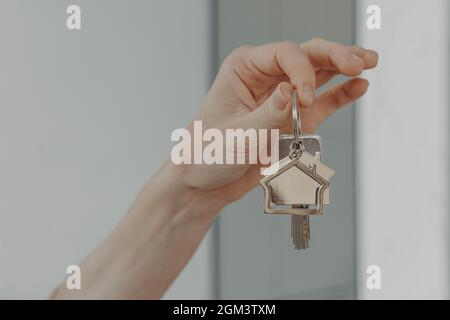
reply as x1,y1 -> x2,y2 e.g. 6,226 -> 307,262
259,90 -> 335,250
279,134 -> 321,250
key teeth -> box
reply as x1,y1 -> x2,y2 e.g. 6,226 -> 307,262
292,214 -> 310,250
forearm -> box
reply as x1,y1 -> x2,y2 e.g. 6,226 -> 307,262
52,161 -> 226,299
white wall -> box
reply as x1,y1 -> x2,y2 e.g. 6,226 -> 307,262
0,0 -> 214,299
356,0 -> 449,299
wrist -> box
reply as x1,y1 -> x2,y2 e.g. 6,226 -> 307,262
109,161 -> 226,298
131,161 -> 227,227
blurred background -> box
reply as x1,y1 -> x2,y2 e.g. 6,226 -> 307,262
0,0 -> 448,299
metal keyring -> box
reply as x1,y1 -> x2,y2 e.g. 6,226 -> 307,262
292,90 -> 301,142
290,90 -> 304,159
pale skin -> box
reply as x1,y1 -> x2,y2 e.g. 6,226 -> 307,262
52,39 -> 378,299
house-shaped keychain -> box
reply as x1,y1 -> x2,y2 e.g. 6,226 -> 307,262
259,150 -> 335,216
259,90 -> 336,249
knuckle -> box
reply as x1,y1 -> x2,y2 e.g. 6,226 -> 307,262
342,83 -> 352,99
310,37 -> 326,45
341,47 -> 352,56
351,45 -> 364,52
331,91 -> 342,108
331,88 -> 349,108
227,45 -> 252,60
223,45 -> 253,68
278,41 -> 300,52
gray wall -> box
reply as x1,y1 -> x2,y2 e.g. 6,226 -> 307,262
0,0 -> 214,299
6,0 -> 445,300
216,0 -> 356,299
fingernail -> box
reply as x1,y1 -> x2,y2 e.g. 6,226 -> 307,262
351,53 -> 364,68
368,49 -> 379,60
362,79 -> 370,91
301,83 -> 314,107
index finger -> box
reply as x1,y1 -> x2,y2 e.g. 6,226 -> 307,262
246,41 -> 316,107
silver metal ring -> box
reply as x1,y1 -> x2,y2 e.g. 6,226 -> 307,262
290,89 -> 304,158
291,90 -> 302,142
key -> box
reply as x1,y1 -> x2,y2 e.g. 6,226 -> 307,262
259,90 -> 335,250
280,135 -> 320,250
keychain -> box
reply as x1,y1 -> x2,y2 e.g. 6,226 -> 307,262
259,90 -> 335,250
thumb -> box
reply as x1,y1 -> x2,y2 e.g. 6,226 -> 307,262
241,82 -> 292,129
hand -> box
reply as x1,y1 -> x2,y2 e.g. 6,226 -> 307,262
52,39 -> 378,299
180,39 -> 378,203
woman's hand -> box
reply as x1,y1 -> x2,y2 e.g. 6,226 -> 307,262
52,39 -> 378,299
181,39 -> 378,203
